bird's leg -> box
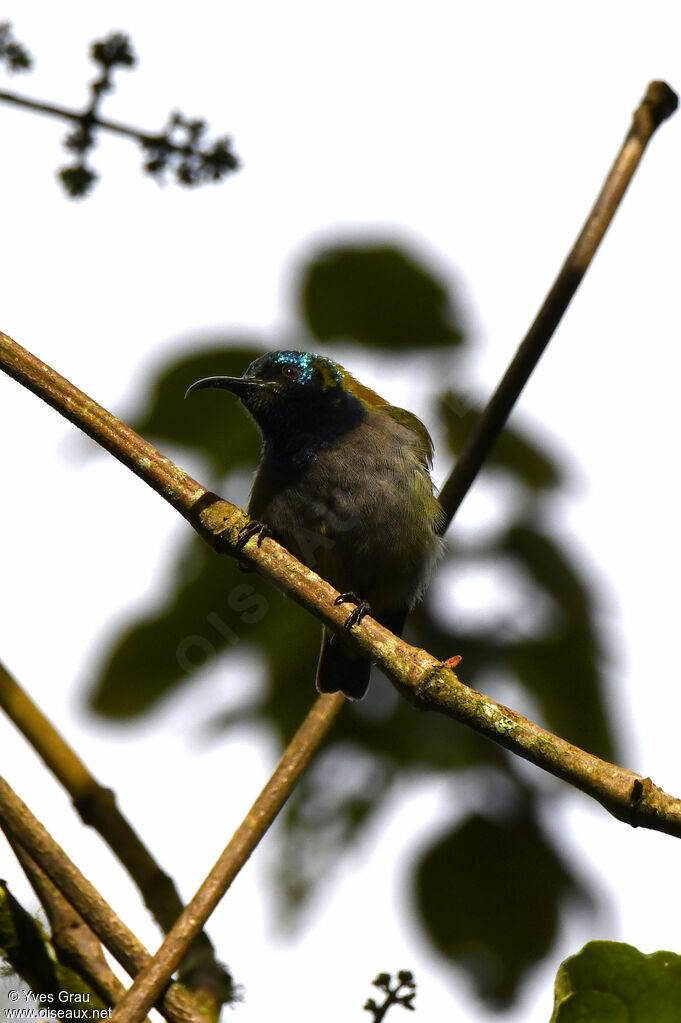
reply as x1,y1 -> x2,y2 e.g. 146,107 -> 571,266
334,591 -> 371,630
235,520 -> 272,571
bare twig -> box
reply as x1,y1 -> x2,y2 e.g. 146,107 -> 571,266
437,80 -> 678,529
364,971 -> 417,1021
0,331 -> 207,512
0,90 -> 238,184
0,29 -> 239,196
0,21 -> 32,72
0,89 -> 165,142
108,692 -> 343,1022
0,659 -> 233,1016
0,775 -> 204,1023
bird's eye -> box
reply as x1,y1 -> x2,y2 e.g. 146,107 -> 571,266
281,363 -> 301,380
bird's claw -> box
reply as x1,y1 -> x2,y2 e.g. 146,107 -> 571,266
235,519 -> 271,555
334,591 -> 371,630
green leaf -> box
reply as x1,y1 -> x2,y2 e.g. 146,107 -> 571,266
410,525 -> 617,765
415,810 -> 594,1008
300,245 -> 465,349
501,525 -> 616,763
89,537 -> 275,716
551,941 -> 681,1022
133,342 -> 265,475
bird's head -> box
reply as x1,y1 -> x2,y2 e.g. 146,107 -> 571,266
186,350 -> 387,463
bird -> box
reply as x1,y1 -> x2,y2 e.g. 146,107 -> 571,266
186,350 -> 444,699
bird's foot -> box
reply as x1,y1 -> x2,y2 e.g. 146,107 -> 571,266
235,520 -> 271,566
444,654 -> 462,669
334,591 -> 371,630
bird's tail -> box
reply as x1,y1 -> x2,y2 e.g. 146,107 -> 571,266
316,628 -> 371,700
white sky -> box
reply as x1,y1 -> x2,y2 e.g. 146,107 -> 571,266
1,2 -> 680,1021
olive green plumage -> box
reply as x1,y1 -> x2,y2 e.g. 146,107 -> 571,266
187,350 -> 443,699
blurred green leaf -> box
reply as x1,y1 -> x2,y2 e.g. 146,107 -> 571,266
410,526 -> 616,764
270,710 -> 509,922
502,525 -> 614,762
133,342 -> 265,475
300,245 -> 465,349
89,536 -> 281,717
272,744 -> 394,918
416,810 -> 594,1008
441,393 -> 564,491
551,942 -> 681,1022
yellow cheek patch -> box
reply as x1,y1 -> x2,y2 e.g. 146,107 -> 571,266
317,358 -> 388,408
318,361 -> 340,390
341,368 -> 389,408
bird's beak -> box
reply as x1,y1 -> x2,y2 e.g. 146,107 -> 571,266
185,375 -> 268,400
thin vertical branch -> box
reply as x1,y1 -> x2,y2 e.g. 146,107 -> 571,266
437,81 -> 678,528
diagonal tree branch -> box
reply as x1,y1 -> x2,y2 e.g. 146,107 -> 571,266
437,79 -> 678,529
0,88 -> 171,143
0,659 -> 233,1017
1,823 -> 130,1010
2,328 -> 681,838
109,691 -> 345,1023
0,775 -> 204,1023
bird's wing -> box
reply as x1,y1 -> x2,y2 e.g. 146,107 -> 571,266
383,405 -> 435,469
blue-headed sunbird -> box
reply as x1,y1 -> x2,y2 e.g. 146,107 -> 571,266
187,351 -> 443,699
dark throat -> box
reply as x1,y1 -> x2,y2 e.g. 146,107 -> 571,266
260,393 -> 367,470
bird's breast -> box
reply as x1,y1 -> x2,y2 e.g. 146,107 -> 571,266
249,412 -> 443,612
